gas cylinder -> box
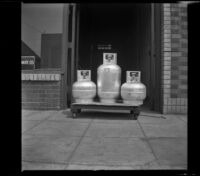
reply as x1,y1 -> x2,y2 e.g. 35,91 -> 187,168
121,71 -> 146,106
72,70 -> 96,103
97,53 -> 121,103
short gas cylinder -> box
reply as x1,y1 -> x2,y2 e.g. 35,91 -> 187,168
121,71 -> 146,106
72,70 -> 96,103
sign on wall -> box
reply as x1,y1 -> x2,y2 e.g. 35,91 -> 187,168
21,56 -> 35,70
97,44 -> 112,50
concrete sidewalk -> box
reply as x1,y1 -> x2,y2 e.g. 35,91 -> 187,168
22,109 -> 187,170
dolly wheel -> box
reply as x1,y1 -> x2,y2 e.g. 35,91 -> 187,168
133,113 -> 139,120
72,112 -> 76,118
132,107 -> 140,120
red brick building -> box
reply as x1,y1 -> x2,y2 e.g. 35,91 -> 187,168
21,3 -> 188,114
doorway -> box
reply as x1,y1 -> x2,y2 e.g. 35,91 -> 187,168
77,4 -> 152,109
65,3 -> 162,112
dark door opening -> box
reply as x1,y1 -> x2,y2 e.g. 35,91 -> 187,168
75,3 -> 157,111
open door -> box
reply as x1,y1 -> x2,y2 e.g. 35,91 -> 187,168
67,4 -> 77,107
61,3 -> 79,108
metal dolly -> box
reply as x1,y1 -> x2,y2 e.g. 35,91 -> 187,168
70,102 -> 140,120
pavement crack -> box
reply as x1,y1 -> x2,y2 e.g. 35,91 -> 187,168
64,118 -> 94,169
137,121 -> 159,162
22,159 -> 67,165
22,111 -> 58,134
176,116 -> 187,124
140,114 -> 166,119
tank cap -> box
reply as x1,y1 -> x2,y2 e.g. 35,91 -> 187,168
77,70 -> 91,81
103,53 -> 117,65
127,71 -> 141,83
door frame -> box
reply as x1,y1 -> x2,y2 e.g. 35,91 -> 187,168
150,3 -> 162,112
60,3 -> 76,108
61,3 -> 162,112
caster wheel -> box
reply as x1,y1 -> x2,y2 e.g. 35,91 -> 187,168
132,107 -> 140,120
133,113 -> 139,120
72,112 -> 76,118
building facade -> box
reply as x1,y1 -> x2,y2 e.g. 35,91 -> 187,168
21,3 -> 188,114
162,3 -> 188,113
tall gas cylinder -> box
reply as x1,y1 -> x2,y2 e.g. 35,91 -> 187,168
72,70 -> 96,103
97,53 -> 121,103
121,71 -> 146,106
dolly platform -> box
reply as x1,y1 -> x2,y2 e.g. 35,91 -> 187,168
70,102 -> 140,120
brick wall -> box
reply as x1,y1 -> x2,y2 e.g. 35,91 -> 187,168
21,70 -> 62,110
162,3 -> 188,114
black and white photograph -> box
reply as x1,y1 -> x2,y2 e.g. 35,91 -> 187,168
21,2 -> 190,171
